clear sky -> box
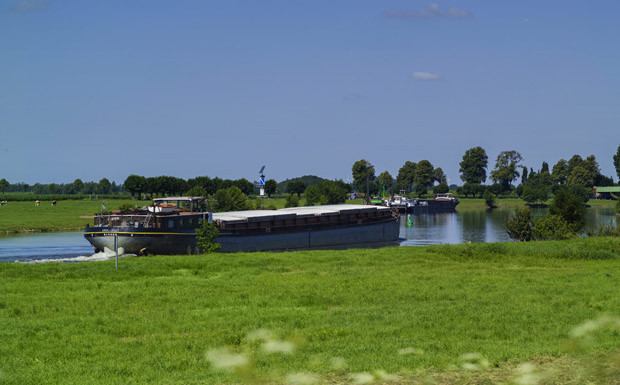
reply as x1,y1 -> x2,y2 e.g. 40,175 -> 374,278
2,0 -> 619,185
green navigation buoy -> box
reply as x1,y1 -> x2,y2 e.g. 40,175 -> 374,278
407,215 -> 413,227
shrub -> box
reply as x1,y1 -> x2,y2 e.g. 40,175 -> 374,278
549,188 -> 586,232
483,189 -> 497,209
505,207 -> 534,241
533,214 -> 573,240
195,221 -> 221,253
285,195 -> 299,208
118,203 -> 136,213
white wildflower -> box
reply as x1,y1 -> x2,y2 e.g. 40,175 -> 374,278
329,356 -> 347,369
246,328 -> 275,342
350,372 -> 375,384
513,363 -> 542,385
205,348 -> 249,371
398,347 -> 424,355
285,372 -> 320,385
373,369 -> 397,381
460,352 -> 490,371
262,340 -> 296,354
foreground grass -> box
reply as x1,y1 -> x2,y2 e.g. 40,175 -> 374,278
1,238 -> 620,384
0,200 -> 150,234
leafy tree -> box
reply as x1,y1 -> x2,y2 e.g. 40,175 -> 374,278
433,182 -> 449,194
520,166 -> 528,185
459,146 -> 488,184
0,178 -> 9,196
186,185 -> 207,197
97,178 -> 111,194
264,179 -> 277,198
233,178 -> 254,196
376,171 -> 393,190
505,207 -> 534,241
73,179 -> 84,194
195,221 -> 221,253
567,164 -> 594,188
414,182 -> 427,198
549,187 -> 586,232
614,145 -> 620,182
396,161 -> 416,192
458,182 -> 485,198
521,185 -> 550,205
304,180 -> 349,205
352,159 -> 375,192
304,185 -> 320,206
434,167 -> 447,184
551,159 -> 569,185
287,180 -> 306,197
490,150 -> 523,191
414,160 -> 435,188
567,155 -> 584,174
213,186 -> 249,212
124,175 -> 146,199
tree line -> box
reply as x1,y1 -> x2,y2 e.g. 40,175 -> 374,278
351,144 -> 620,202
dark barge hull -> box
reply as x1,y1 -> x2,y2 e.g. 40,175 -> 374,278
410,200 -> 459,213
84,220 -> 400,254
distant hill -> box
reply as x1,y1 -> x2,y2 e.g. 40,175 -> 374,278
278,175 -> 327,193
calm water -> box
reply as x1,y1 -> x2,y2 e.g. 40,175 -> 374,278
0,207 -> 617,262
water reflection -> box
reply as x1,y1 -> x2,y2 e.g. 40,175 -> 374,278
400,207 -> 617,246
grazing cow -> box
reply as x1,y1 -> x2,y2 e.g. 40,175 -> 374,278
0,200 -> 7,206
51,200 -> 57,207
35,200 -> 40,207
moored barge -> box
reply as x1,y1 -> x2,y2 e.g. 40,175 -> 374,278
84,197 -> 400,254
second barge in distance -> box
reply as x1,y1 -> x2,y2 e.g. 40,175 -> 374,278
84,198 -> 400,255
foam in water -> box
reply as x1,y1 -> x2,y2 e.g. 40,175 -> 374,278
19,246 -> 135,264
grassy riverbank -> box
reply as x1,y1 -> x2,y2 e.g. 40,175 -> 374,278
1,238 -> 619,384
0,200 -> 150,234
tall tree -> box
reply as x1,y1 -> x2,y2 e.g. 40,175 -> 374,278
614,145 -> 620,181
490,151 -> 523,191
351,159 -> 375,192
396,161 -> 416,192
0,178 -> 8,196
73,178 -> 84,194
376,171 -> 393,189
97,178 -> 111,194
123,174 -> 146,199
264,179 -> 277,198
287,180 -> 306,197
434,167 -> 447,184
551,159 -> 568,185
414,160 -> 435,188
459,146 -> 488,185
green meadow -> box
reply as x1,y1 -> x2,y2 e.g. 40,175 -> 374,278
0,200 -> 150,234
1,238 -> 620,384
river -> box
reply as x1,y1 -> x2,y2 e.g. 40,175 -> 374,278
0,207 -> 617,263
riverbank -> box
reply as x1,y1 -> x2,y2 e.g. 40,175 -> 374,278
0,198 -> 616,235
0,200 -> 150,234
1,238 -> 619,384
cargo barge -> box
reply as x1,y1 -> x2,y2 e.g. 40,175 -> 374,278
84,198 -> 400,254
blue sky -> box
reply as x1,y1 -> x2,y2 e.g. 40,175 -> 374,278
1,0 -> 619,185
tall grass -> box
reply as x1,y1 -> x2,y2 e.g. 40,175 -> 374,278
1,238 -> 619,384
